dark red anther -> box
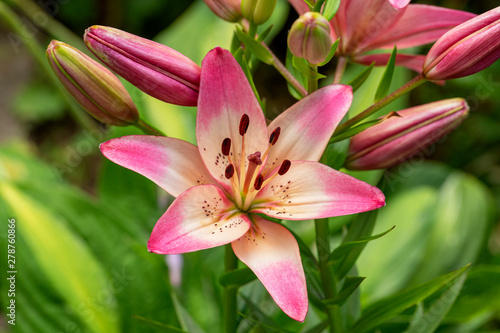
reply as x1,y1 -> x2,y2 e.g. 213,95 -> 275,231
247,152 -> 262,165
278,159 -> 291,175
239,114 -> 250,136
225,164 -> 235,179
221,138 -> 231,156
254,174 -> 264,190
269,127 -> 281,145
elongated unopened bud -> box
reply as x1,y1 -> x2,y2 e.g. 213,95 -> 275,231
241,0 -> 278,25
203,0 -> 242,22
288,12 -> 332,64
46,40 -> 138,126
84,26 -> 201,106
423,6 -> 500,80
345,98 -> 469,170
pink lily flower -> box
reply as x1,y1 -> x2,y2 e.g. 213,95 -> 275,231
288,0 -> 475,72
100,48 -> 385,321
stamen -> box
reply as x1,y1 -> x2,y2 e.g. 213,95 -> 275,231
254,174 -> 264,190
225,164 -> 235,179
269,127 -> 281,145
221,138 -> 231,156
239,114 -> 250,136
278,159 -> 291,175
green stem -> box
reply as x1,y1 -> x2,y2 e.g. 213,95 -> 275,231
135,119 -> 167,136
223,245 -> 238,333
261,43 -> 308,97
315,218 -> 343,333
0,2 -> 98,132
5,0 -> 86,52
333,57 -> 347,84
308,65 -> 319,94
334,73 -> 427,136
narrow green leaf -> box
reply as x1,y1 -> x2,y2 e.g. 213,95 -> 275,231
347,62 -> 375,93
313,0 -> 326,12
288,228 -> 318,266
171,292 -> 206,333
318,38 -> 340,67
286,49 -> 308,99
240,295 -> 296,333
329,119 -> 380,144
350,265 -> 469,333
329,226 -> 395,262
323,0 -> 341,21
257,24 -> 273,42
324,276 -> 365,306
235,27 -> 274,65
219,267 -> 257,287
0,182 -> 120,333
305,320 -> 329,333
134,316 -> 187,333
321,139 -> 350,170
374,46 -> 397,102
238,54 -> 264,108
334,209 -> 379,280
404,273 -> 467,333
230,30 -> 241,54
292,56 -> 327,79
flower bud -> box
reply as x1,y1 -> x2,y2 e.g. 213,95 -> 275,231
46,40 -> 138,126
345,98 -> 469,170
203,0 -> 242,22
84,26 -> 201,106
423,6 -> 500,80
288,12 -> 332,64
241,0 -> 278,25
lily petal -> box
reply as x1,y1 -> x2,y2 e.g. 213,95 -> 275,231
197,47 -> 268,193
265,85 -> 352,172
340,0 -> 403,54
354,53 -> 426,73
364,5 -> 476,51
253,161 -> 385,220
232,215 -> 308,321
388,0 -> 410,10
100,135 -> 219,197
148,185 -> 251,254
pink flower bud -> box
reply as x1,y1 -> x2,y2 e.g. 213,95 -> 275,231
288,12 -> 333,64
345,98 -> 469,170
241,0 -> 278,25
46,40 -> 138,126
84,26 -> 201,106
203,0 -> 242,22
423,6 -> 500,80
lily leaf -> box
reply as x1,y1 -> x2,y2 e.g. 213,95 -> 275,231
235,26 -> 274,65
323,0 -> 341,21
219,267 -> 257,287
286,49 -> 308,99
318,38 -> 340,67
348,62 -> 375,93
323,276 -> 366,306
404,273 -> 467,333
329,226 -> 395,263
374,46 -> 397,102
134,316 -> 187,333
350,265 -> 469,333
293,56 -> 327,79
321,139 -> 350,170
334,209 -> 379,280
329,119 -> 380,144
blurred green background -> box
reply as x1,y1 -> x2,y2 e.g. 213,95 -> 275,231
0,0 -> 499,332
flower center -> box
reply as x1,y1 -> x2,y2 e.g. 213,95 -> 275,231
221,114 -> 291,211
